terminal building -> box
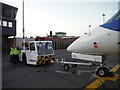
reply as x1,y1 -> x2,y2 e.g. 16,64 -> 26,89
35,37 -> 77,50
15,32 -> 78,50
55,32 -> 67,37
36,32 -> 78,50
0,2 -> 18,55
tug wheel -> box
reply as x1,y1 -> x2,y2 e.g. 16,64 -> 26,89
22,53 -> 27,64
63,64 -> 70,71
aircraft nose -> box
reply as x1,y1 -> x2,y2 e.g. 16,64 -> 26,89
67,45 -> 72,52
67,37 -> 80,52
67,43 -> 78,52
67,41 -> 78,52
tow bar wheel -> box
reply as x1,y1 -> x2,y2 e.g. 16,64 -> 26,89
63,64 -> 70,71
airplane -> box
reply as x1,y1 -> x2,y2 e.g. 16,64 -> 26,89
67,10 -> 120,77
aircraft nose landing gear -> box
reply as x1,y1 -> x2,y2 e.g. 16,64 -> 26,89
96,55 -> 114,77
96,67 -> 108,77
96,67 -> 114,77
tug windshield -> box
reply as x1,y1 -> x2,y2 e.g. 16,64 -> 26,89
36,42 -> 54,55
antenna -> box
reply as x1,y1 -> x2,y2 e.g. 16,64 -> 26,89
22,0 -> 25,50
102,14 -> 105,24
88,25 -> 91,31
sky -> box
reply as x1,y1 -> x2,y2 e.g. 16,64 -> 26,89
0,0 -> 119,37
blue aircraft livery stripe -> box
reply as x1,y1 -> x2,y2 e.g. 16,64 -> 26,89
100,20 -> 120,32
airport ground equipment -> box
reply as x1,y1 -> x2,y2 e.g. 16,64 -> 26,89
57,53 -> 114,77
20,41 -> 55,65
56,58 -> 92,71
71,53 -> 113,77
57,53 -> 101,70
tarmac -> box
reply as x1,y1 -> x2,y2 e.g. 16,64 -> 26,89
1,49 -> 120,89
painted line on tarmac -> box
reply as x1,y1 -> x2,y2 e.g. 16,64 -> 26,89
85,64 -> 120,90
56,70 -> 70,74
55,70 -> 92,75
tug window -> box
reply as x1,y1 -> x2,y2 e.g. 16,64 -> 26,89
30,43 -> 35,51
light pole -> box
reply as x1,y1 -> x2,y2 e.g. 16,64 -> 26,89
22,0 -> 25,50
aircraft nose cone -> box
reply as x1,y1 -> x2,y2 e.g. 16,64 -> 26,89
67,43 -> 76,52
67,37 -> 80,52
67,45 -> 71,52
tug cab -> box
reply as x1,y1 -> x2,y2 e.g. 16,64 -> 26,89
20,41 -> 54,65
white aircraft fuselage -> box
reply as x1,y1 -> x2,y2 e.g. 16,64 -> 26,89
67,10 -> 120,56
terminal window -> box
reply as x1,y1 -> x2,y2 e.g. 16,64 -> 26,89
3,21 -> 7,27
8,22 -> 12,27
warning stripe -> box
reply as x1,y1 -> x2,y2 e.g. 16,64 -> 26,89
47,56 -> 53,61
110,64 -> 120,73
85,79 -> 106,90
85,64 -> 120,90
38,56 -> 46,65
37,55 -> 54,65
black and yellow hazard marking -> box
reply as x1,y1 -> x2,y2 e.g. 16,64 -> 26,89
37,55 -> 55,65
38,56 -> 46,65
110,64 -> 120,73
85,64 -> 120,90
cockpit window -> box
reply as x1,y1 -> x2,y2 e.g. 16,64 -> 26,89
115,13 -> 120,20
106,10 -> 120,23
